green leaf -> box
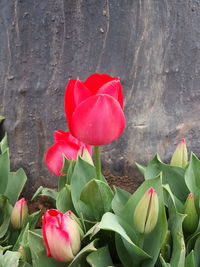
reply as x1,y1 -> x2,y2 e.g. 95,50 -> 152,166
185,250 -> 195,267
194,235 -> 200,266
98,212 -> 150,266
0,195 -> 12,239
185,153 -> 200,194
4,169 -> 27,205
0,134 -> 8,154
162,184 -> 184,213
165,191 -> 186,266
80,179 -> 114,221
70,157 -> 96,218
68,240 -> 97,267
27,210 -> 41,229
112,186 -> 131,216
0,150 -> 10,195
135,162 -> 146,175
86,246 -> 113,267
144,155 -> 188,201
31,186 -> 57,203
56,185 -> 75,213
0,250 -> 20,267
121,174 -> 167,267
115,234 -> 149,267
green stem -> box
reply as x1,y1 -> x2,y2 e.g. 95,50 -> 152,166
94,146 -> 101,180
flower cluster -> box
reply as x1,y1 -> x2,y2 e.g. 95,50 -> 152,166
45,73 -> 125,176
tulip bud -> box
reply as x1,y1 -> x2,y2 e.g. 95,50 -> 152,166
183,193 -> 198,234
170,138 -> 188,168
133,187 -> 159,234
42,209 -> 81,262
10,198 -> 28,229
79,147 -> 94,166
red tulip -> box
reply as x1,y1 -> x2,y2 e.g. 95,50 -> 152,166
45,131 -> 92,176
42,209 -> 81,262
64,73 -> 125,146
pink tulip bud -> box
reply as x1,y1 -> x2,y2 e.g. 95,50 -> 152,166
170,138 -> 188,168
10,198 -> 28,229
42,209 -> 81,262
133,188 -> 159,234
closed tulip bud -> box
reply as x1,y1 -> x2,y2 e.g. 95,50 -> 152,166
42,209 -> 81,262
170,138 -> 188,168
10,198 -> 28,229
133,188 -> 159,234
80,147 -> 94,166
183,193 -> 198,234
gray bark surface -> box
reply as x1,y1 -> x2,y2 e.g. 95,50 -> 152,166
0,0 -> 200,195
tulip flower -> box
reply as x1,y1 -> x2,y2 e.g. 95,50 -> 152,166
45,131 -> 92,176
64,73 -> 125,146
42,209 -> 81,262
133,187 -> 159,234
170,138 -> 188,168
183,193 -> 198,234
10,198 -> 28,229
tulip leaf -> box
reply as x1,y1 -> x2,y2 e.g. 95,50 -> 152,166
144,155 -> 188,201
194,236 -> 200,266
185,250 -> 195,267
0,250 -> 20,267
70,157 -> 97,218
98,212 -> 150,266
56,185 -> 75,213
4,168 -> 27,205
112,186 -> 131,216
135,162 -> 146,175
68,239 -> 98,267
86,246 -> 113,267
31,186 -> 57,203
0,196 -> 12,239
28,210 -> 41,229
115,234 -> 149,267
185,153 -> 200,194
0,133 -> 8,154
121,174 -> 167,267
165,191 -> 186,266
0,150 -> 10,195
28,230 -> 66,267
79,179 -> 114,221
162,184 -> 184,213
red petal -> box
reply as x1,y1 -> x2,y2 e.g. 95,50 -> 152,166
97,79 -> 124,109
70,94 -> 126,146
64,79 -> 77,127
54,131 -> 93,156
84,73 -> 117,94
45,142 -> 80,176
73,80 -> 93,106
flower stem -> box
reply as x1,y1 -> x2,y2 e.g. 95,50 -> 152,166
94,146 -> 101,180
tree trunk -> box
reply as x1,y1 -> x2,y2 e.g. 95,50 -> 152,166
0,0 -> 200,196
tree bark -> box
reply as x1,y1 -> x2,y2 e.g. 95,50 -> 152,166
0,0 -> 200,196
